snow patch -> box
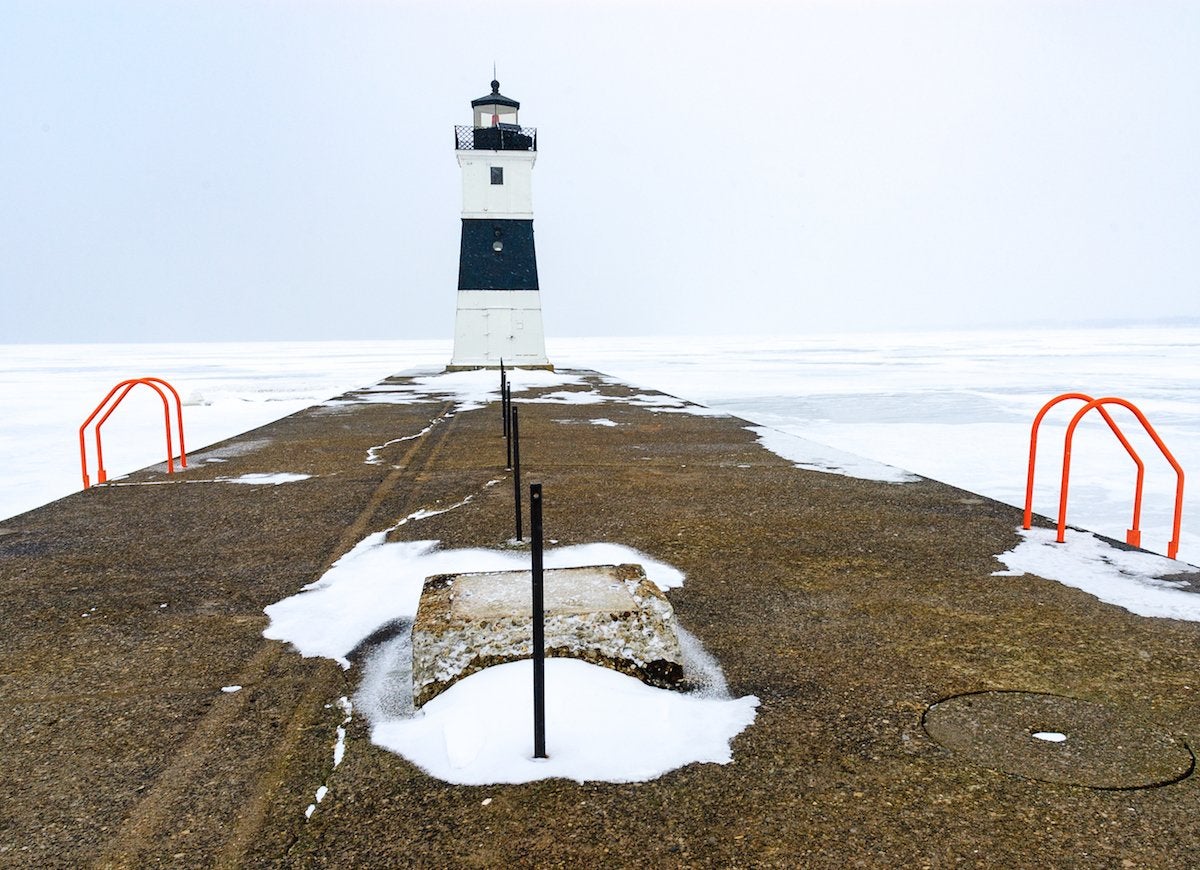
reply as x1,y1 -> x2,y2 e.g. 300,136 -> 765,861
526,389 -> 719,417
370,658 -> 758,785
365,417 -> 443,464
395,496 -> 476,526
1032,731 -> 1068,743
526,390 -> 608,406
748,425 -> 919,484
305,695 -> 353,820
264,539 -> 687,667
329,368 -> 586,414
993,527 -> 1200,620
218,472 -> 311,485
264,535 -> 753,785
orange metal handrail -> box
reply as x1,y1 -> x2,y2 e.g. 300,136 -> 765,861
81,380 -> 149,488
95,378 -> 187,480
1024,392 -> 1147,546
1058,397 -> 1185,560
144,377 -> 186,465
79,378 -> 187,489
95,380 -> 172,484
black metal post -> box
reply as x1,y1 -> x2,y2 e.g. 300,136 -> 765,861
503,384 -> 512,468
504,386 -> 513,475
530,482 -> 546,759
500,364 -> 509,439
511,405 -> 522,541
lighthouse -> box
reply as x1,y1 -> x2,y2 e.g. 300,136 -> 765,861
448,79 -> 551,370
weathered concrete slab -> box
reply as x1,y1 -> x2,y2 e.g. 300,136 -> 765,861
412,563 -> 684,706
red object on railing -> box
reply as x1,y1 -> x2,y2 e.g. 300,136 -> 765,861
1024,393 -> 1147,546
1024,392 -> 1185,560
79,378 -> 187,489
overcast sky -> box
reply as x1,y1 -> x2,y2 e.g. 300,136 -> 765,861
3,0 -> 1198,343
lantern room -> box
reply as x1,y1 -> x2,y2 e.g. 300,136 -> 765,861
456,80 -> 536,152
472,80 -> 520,129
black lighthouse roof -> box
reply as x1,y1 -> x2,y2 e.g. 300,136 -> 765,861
471,80 -> 520,110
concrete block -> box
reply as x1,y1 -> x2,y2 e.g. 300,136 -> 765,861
412,563 -> 684,707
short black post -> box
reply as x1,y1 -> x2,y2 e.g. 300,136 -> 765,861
511,405 -> 522,541
503,383 -> 512,468
530,482 -> 546,759
500,361 -> 509,438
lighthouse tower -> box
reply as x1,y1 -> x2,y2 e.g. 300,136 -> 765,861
448,80 -> 551,370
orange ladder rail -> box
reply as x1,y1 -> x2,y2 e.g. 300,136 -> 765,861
1024,392 -> 1147,545
94,379 -> 178,484
81,380 -> 151,488
137,377 -> 187,465
79,378 -> 187,489
1058,397 -> 1184,560
95,378 -> 187,481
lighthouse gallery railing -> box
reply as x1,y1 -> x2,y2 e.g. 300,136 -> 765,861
454,125 -> 537,151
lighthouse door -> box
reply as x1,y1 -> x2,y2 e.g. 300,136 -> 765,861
484,308 -> 512,359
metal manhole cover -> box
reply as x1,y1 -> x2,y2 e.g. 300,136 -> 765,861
923,691 -> 1194,789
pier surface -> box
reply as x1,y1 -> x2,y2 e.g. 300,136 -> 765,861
2,370 -> 1198,867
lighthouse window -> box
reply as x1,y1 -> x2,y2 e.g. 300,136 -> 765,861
490,166 -> 504,185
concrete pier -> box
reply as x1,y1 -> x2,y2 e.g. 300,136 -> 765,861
2,370 -> 1198,866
